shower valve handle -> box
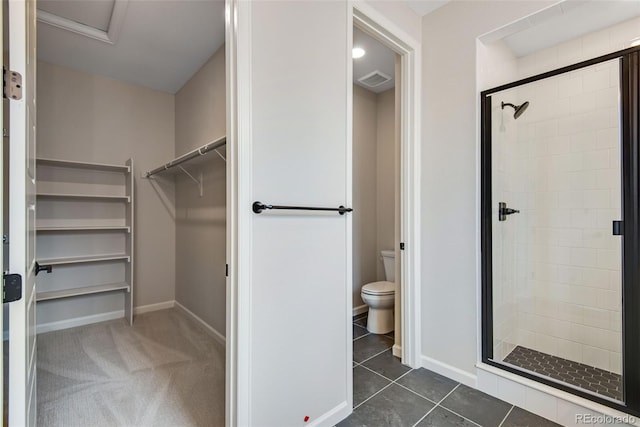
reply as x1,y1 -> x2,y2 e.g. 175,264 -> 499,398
499,202 -> 520,222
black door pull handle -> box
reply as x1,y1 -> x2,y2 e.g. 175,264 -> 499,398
499,202 -> 520,221
35,262 -> 53,276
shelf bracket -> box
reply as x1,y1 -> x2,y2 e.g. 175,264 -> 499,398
214,148 -> 226,162
178,166 -> 203,197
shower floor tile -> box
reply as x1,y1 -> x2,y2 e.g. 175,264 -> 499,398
503,346 -> 622,401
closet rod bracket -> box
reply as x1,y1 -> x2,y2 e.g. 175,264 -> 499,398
214,148 -> 226,162
178,166 -> 203,197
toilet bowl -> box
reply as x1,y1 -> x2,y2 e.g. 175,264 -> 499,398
361,250 -> 395,334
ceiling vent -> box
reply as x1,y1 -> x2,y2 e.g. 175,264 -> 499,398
358,70 -> 391,88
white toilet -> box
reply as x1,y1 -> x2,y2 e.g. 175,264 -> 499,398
361,250 -> 395,334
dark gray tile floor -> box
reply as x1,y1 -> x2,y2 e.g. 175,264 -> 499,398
339,314 -> 561,427
504,345 -> 622,401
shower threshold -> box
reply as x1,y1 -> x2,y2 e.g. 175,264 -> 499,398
503,346 -> 622,401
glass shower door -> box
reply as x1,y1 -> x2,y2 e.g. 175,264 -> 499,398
489,58 -> 623,402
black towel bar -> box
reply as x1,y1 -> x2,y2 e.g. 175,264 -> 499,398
252,201 -> 353,215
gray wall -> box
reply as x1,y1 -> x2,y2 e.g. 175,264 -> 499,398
352,85 -> 396,309
353,85 -> 378,308
36,61 -> 176,323
376,88 -> 396,279
174,46 -> 226,336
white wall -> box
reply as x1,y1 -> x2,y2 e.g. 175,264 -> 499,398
423,2 -> 640,425
421,0 -> 557,378
358,0 -> 421,44
174,46 -> 227,336
517,16 -> 640,80
36,61 -> 176,324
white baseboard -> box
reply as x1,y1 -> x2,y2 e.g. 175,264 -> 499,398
392,344 -> 402,358
477,363 -> 640,426
421,355 -> 477,388
134,300 -> 175,315
353,304 -> 368,317
32,301 -> 176,335
175,301 -> 226,346
37,310 -> 124,335
308,401 -> 350,427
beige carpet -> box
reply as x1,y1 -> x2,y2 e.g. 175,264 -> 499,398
37,308 -> 225,427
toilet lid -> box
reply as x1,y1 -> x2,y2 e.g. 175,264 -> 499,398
362,281 -> 395,296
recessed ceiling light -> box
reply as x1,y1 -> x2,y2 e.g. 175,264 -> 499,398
352,47 -> 366,59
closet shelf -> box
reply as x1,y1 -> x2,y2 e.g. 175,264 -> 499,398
36,158 -> 130,173
37,254 -> 130,266
37,193 -> 130,202
36,225 -> 131,233
36,282 -> 131,302
144,135 -> 226,178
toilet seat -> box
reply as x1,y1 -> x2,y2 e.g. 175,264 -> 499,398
362,281 -> 395,296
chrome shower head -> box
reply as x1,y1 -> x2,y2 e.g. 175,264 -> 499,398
501,101 -> 530,119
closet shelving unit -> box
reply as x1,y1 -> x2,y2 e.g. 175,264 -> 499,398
35,157 -> 135,324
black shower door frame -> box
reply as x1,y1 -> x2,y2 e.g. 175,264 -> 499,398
481,46 -> 640,416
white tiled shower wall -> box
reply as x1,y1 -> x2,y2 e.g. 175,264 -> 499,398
511,58 -> 622,374
489,15 -> 640,375
491,86 -> 520,362
482,39 -> 520,362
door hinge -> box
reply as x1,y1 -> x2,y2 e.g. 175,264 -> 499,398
3,273 -> 22,303
225,264 -> 229,277
3,67 -> 23,100
400,242 -> 405,251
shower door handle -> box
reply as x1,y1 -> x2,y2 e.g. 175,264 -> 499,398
499,202 -> 520,222
613,221 -> 623,236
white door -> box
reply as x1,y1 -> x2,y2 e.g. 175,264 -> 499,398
8,0 -> 38,425
230,1 -> 353,425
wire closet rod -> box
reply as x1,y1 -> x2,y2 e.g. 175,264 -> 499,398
145,135 -> 226,178
252,201 -> 353,215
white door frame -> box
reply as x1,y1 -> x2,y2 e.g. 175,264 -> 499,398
8,0 -> 38,424
224,1 -> 422,425
225,0 -> 238,427
224,0 -> 240,425
352,2 -> 422,368
1,0 -> 4,422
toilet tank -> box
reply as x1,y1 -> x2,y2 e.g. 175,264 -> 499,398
381,250 -> 395,282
